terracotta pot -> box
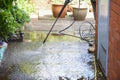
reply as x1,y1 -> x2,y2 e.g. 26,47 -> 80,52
73,7 -> 87,20
52,4 -> 67,18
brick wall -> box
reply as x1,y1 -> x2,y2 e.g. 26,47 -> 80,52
96,0 -> 120,79
108,0 -> 120,80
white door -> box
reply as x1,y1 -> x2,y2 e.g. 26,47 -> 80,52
97,0 -> 110,76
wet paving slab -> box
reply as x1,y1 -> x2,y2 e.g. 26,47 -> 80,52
0,32 -> 94,80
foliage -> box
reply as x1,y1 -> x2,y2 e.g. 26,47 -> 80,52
0,0 -> 30,41
10,6 -> 30,27
0,0 -> 16,9
83,0 -> 90,4
15,0 -> 35,14
0,9 -> 18,40
52,0 -> 65,4
71,0 -> 90,5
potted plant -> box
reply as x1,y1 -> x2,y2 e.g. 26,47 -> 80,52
51,0 -> 67,18
72,0 -> 88,20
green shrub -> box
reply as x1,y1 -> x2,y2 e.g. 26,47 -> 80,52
10,6 -> 30,27
0,9 -> 18,40
0,0 -> 30,41
16,0 -> 35,14
52,0 -> 65,4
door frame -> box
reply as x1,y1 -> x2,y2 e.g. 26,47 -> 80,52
97,0 -> 110,76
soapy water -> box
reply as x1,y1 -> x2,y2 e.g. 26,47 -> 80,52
32,42 -> 94,80
1,41 -> 94,80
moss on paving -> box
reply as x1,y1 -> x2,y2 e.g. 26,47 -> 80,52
19,61 -> 37,75
24,31 -> 81,42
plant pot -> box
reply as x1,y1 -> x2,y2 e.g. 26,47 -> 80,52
52,4 -> 67,18
73,7 -> 87,20
8,31 -> 24,42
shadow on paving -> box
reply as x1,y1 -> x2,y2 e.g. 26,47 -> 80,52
0,32 -> 94,80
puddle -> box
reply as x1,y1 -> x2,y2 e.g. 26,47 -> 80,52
24,31 -> 80,42
0,31 -> 94,80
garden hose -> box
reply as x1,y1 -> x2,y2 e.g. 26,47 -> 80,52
43,0 -> 95,44
58,20 -> 95,43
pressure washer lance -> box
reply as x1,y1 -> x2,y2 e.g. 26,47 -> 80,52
43,0 -> 73,44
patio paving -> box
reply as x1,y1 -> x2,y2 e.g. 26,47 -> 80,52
25,11 -> 95,32
0,41 -> 94,80
0,11 -> 95,80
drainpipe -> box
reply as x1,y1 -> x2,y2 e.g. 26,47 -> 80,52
91,0 -> 96,19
